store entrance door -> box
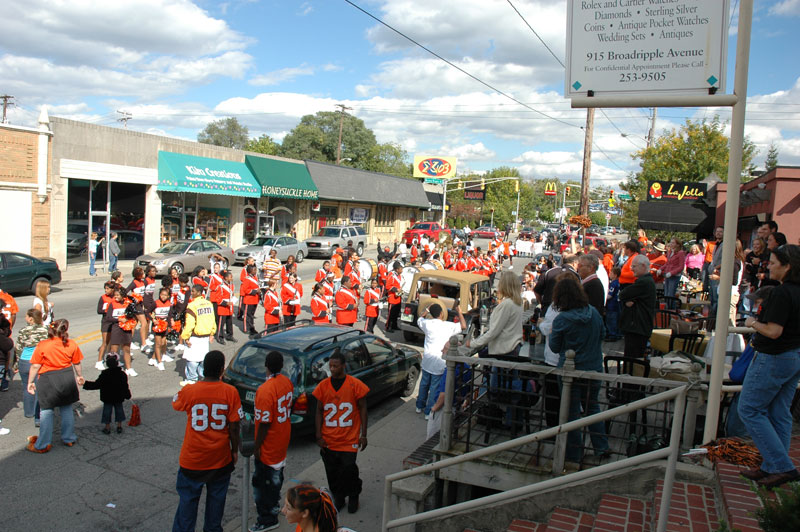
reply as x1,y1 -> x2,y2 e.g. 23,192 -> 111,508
257,214 -> 274,236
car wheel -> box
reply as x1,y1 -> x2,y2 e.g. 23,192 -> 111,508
401,365 -> 420,397
356,244 -> 364,256
173,262 -> 184,274
403,330 -> 418,343
295,250 -> 304,263
30,276 -> 48,294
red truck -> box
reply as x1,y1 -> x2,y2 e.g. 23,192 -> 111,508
402,222 -> 443,245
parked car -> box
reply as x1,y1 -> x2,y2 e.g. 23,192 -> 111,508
470,226 -> 501,239
518,226 -> 537,240
442,228 -> 467,244
398,270 -> 494,343
235,235 -> 307,265
303,225 -> 367,258
0,251 -> 61,294
222,322 -> 422,435
135,239 -> 235,275
401,222 -> 443,245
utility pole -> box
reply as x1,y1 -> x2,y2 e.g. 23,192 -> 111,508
1,95 -> 15,123
116,110 -> 132,129
646,107 -> 657,148
579,108 -> 595,219
335,103 -> 352,165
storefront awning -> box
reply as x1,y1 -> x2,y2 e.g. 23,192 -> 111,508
158,151 -> 261,197
637,201 -> 715,235
245,155 -> 319,200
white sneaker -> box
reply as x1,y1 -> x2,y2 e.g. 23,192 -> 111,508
142,345 -> 154,355
148,358 -> 157,366
173,345 -> 185,352
425,413 -> 431,420
162,354 -> 174,363
126,368 -> 138,377
0,427 -> 10,435
157,362 -> 165,371
179,380 -> 194,387
415,407 -> 423,414
130,342 -> 140,350
95,361 -> 105,371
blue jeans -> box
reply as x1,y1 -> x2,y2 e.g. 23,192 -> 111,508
663,276 -> 680,307
36,404 -> 76,449
738,349 -> 800,473
416,370 -> 443,415
173,469 -> 231,532
109,254 -> 118,273
185,361 -> 203,383
605,309 -> 620,339
252,460 -> 283,526
18,359 -> 40,419
709,278 -> 720,314
102,402 -> 126,424
564,378 -> 608,462
725,394 -> 749,439
89,252 -> 97,275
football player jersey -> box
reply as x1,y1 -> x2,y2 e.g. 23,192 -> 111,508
254,373 -> 294,467
312,375 -> 369,452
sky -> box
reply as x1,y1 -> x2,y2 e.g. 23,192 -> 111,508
2,0 -> 800,188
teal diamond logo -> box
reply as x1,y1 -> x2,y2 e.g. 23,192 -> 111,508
572,81 -> 582,91
707,75 -> 718,86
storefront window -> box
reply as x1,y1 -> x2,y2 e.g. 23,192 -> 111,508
376,205 -> 394,227
270,199 -> 296,236
243,198 -> 274,244
311,205 -> 338,234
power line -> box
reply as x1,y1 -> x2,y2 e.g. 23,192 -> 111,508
342,0 -> 579,129
505,0 -> 565,68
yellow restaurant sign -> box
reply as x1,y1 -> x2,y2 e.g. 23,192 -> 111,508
413,155 -> 458,180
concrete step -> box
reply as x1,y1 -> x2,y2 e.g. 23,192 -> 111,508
715,462 -> 764,532
507,519 -> 547,532
545,507 -> 595,532
653,480 -> 718,531
591,493 -> 648,532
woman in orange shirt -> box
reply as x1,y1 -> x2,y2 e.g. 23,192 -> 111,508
281,484 -> 342,532
26,319 -> 84,453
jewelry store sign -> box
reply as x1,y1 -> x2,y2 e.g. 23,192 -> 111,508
565,0 -> 729,97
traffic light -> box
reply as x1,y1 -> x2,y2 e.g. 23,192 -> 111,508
566,185 -> 571,196
609,190 -> 614,198
481,178 -> 485,190
514,180 -> 519,192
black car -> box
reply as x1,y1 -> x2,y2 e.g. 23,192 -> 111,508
0,251 -> 61,294
222,322 -> 422,435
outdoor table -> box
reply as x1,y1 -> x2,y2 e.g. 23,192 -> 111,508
649,328 -> 711,355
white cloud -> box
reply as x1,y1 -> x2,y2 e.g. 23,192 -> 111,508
249,64 -> 315,86
322,63 -> 342,72
354,84 -> 376,97
770,0 -> 800,16
440,142 -> 496,161
298,2 -> 313,16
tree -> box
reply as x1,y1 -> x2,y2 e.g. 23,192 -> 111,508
197,117 -> 249,149
362,142 -> 412,178
246,134 -> 279,156
278,111 -> 377,167
765,142 -> 779,172
620,116 -> 758,232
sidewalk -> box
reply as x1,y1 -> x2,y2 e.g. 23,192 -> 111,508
58,260 -> 137,284
225,397 -> 430,532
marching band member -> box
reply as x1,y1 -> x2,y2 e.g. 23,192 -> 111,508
238,256 -> 256,320
345,251 -> 362,293
281,272 -> 303,326
363,279 -> 381,333
262,278 -> 282,334
385,262 -> 404,332
310,283 -> 331,324
241,264 -> 261,338
443,246 -> 453,270
315,260 -> 332,283
126,267 -> 148,351
95,281 -> 116,370
410,239 -> 420,263
455,250 -> 468,272
149,287 -> 172,371
377,256 -> 389,291
215,270 -> 236,345
105,287 -> 136,376
280,255 -> 297,286
335,276 -> 359,327
191,266 -> 209,297
208,262 -> 225,321
322,271 -> 335,308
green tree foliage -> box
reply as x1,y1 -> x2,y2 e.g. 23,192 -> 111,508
279,111 -> 377,167
362,142 -> 412,178
246,134 -> 279,155
197,117 -> 250,149
764,142 -> 779,172
619,116 -> 758,233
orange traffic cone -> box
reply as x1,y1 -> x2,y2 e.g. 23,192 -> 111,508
128,403 -> 141,426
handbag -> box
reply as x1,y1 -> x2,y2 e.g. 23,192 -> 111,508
728,344 -> 755,384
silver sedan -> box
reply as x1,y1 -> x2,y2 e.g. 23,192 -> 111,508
234,235 -> 307,265
135,239 -> 236,275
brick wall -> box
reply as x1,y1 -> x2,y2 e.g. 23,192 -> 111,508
0,125 -> 52,257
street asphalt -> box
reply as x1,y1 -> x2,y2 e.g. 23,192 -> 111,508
0,245 -> 436,532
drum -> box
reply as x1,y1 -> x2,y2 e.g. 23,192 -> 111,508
389,259 -> 404,271
419,262 -> 437,271
357,258 -> 378,282
400,266 -> 419,295
428,259 -> 445,270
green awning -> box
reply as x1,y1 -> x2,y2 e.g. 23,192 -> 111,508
245,155 -> 319,200
158,151 -> 261,197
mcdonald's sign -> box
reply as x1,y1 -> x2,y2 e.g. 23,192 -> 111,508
544,182 -> 557,196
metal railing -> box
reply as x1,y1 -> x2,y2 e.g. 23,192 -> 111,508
381,339 -> 696,532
